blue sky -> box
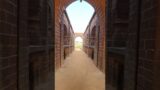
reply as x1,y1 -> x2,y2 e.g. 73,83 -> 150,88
66,1 -> 95,33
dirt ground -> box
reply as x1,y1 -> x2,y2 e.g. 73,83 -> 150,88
55,49 -> 105,90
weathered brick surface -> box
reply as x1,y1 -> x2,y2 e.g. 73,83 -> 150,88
123,0 -> 138,90
55,0 -> 106,73
107,0 -> 159,90
137,0 -> 156,90
17,0 -> 30,90
60,11 -> 74,64
0,0 -> 18,90
0,0 -> 54,90
27,0 -> 54,90
1,0 -> 159,90
83,13 -> 100,68
154,1 -> 160,90
106,0 -> 129,89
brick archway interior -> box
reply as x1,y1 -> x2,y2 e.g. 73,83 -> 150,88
55,0 -> 106,72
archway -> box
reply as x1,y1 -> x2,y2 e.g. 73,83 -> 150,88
55,1 -> 106,90
58,0 -> 100,63
55,0 -> 106,72
66,1 -> 95,33
75,37 -> 83,49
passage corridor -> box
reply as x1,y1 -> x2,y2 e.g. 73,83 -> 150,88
55,49 -> 105,90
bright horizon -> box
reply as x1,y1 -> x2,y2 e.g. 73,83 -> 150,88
66,1 -> 95,33
75,37 -> 83,42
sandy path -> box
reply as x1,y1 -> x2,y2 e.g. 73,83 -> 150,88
55,49 -> 105,90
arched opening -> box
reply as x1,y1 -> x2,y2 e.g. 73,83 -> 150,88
75,37 -> 83,49
1,0 -> 157,90
66,1 -> 95,33
55,0 -> 106,73
55,0 -> 106,72
58,0 -> 99,61
65,1 -> 100,61
55,0 -> 106,90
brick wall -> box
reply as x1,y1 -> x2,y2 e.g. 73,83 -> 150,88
107,50 -> 125,90
18,0 -> 30,89
137,0 -> 156,90
0,0 -> 54,90
106,0 -> 160,90
83,13 -> 100,67
107,0 -> 129,48
122,0 -> 139,89
61,11 -> 74,63
125,0 -> 156,90
106,0 -> 129,89
154,1 -> 160,90
0,0 -> 18,90
55,0 -> 106,73
27,0 -> 54,90
55,0 -> 77,70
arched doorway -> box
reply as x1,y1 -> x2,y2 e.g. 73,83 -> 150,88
75,37 -> 83,49
55,0 -> 106,90
55,0 -> 106,72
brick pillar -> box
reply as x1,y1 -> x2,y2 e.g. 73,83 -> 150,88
154,0 -> 160,88
17,0 -> 30,90
0,0 -> 18,90
124,0 -> 140,90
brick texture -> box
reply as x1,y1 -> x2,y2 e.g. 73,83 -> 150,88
60,11 -> 74,65
137,0 -> 156,90
1,0 -> 159,90
27,0 -> 54,90
0,0 -> 18,90
83,13 -> 100,67
55,0 -> 106,73
106,0 -> 160,90
0,0 -> 54,90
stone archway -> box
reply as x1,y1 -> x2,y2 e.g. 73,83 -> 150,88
55,0 -> 106,72
74,33 -> 83,38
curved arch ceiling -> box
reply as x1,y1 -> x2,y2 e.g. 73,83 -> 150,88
66,1 -> 95,33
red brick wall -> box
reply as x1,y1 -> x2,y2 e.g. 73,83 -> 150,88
55,9 -> 74,68
83,13 -> 100,67
61,11 -> 74,63
55,0 -> 106,72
